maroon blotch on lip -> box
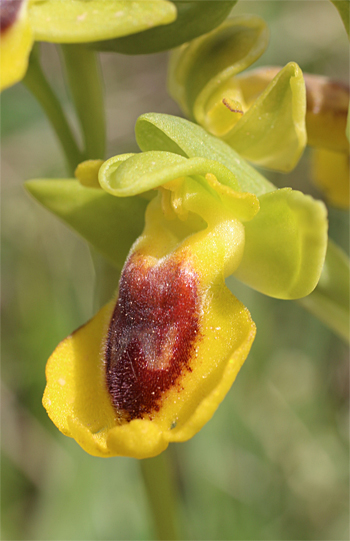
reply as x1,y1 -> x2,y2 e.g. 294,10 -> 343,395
0,0 -> 23,34
105,253 -> 200,421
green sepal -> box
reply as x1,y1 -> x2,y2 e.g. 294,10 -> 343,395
168,15 -> 268,119
135,113 -> 275,196
25,179 -> 147,270
224,62 -> 307,171
233,188 -> 328,299
330,0 -> 350,38
92,1 -> 236,54
299,239 -> 350,342
28,0 -> 177,43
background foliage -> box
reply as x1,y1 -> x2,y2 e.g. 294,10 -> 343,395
1,1 -> 349,539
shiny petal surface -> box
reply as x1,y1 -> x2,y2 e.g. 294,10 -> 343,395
28,0 -> 177,42
224,63 -> 307,172
234,188 -> 328,299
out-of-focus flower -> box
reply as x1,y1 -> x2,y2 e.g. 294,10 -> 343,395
0,0 -> 236,91
27,114 -> 328,458
168,15 -> 307,173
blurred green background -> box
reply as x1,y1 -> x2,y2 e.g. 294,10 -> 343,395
1,1 -> 349,540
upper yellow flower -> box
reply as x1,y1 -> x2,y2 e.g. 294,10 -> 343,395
0,0 -> 177,90
0,0 -> 236,91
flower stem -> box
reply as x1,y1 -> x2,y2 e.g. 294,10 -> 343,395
299,239 -> 350,342
23,46 -> 83,175
61,44 -> 106,161
140,451 -> 180,540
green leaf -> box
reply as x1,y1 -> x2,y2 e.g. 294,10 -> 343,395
28,0 -> 177,42
25,179 -> 147,270
168,15 -> 269,120
99,150 -> 241,196
330,0 -> 350,38
135,113 -> 275,196
299,239 -> 350,342
224,63 -> 307,172
93,1 -> 236,54
233,188 -> 328,299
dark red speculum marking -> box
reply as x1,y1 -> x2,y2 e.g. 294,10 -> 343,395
105,252 -> 200,422
0,0 -> 23,34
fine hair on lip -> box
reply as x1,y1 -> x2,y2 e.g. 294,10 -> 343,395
105,252 -> 200,421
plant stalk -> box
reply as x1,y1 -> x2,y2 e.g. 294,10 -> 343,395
61,44 -> 106,161
140,450 -> 180,541
23,46 -> 83,174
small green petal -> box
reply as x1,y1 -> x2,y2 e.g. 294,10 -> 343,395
28,0 -> 177,43
234,188 -> 328,299
75,159 -> 104,188
299,239 -> 350,342
136,113 -> 275,196
93,1 -> 236,54
25,179 -> 147,270
224,62 -> 307,172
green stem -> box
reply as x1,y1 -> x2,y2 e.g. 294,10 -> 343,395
61,44 -> 106,161
23,47 -> 83,175
299,239 -> 350,342
140,451 -> 180,541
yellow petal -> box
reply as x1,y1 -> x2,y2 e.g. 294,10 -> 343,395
311,148 -> 350,209
0,0 -> 33,90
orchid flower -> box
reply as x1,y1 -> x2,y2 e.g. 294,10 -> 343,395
168,15 -> 307,173
168,14 -> 350,208
26,114 -> 328,458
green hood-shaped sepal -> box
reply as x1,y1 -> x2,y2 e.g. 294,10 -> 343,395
135,113 -> 275,196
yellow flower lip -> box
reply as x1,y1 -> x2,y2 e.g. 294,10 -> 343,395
43,239 -> 256,458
